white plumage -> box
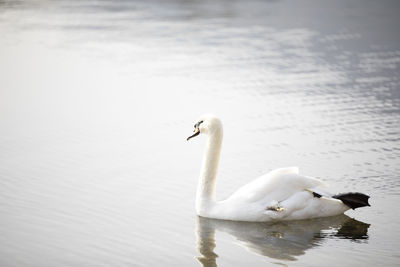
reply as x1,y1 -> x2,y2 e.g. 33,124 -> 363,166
187,114 -> 369,222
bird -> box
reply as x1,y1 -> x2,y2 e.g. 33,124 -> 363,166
187,114 -> 370,222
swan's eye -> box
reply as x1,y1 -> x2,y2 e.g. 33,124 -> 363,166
194,120 -> 203,128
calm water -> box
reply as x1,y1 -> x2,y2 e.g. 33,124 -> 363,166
0,0 -> 399,266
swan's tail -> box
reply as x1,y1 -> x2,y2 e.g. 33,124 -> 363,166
332,192 -> 370,210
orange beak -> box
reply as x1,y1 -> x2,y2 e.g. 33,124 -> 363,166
187,126 -> 200,141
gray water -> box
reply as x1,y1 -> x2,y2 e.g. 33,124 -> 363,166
0,0 -> 399,266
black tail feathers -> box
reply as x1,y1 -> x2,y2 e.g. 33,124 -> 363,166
332,192 -> 370,210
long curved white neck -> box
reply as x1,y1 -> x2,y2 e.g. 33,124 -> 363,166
196,127 -> 223,216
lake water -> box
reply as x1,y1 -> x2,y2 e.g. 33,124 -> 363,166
0,0 -> 399,266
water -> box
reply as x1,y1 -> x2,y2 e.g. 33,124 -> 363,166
0,0 -> 399,266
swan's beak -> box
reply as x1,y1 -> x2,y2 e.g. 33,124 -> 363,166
187,127 -> 200,141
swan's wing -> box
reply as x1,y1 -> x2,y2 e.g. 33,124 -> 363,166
264,190 -> 348,221
227,167 -> 327,203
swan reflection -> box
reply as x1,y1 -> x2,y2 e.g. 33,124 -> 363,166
195,215 -> 369,266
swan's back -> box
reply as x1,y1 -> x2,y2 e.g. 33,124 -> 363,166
227,167 -> 326,204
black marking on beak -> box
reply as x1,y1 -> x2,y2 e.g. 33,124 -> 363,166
187,130 -> 200,141
187,120 -> 203,141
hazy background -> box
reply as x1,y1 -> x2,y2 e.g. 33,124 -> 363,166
0,0 -> 399,266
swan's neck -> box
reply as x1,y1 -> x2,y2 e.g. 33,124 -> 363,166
196,128 -> 223,215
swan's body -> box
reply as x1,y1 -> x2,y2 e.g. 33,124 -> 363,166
188,115 -> 370,222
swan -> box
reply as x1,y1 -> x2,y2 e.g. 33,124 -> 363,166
187,114 -> 370,222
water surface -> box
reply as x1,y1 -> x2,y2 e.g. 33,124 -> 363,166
0,0 -> 399,266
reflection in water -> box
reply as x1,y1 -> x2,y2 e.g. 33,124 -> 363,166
196,215 -> 369,266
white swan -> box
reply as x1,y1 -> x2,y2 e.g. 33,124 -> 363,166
187,114 -> 370,222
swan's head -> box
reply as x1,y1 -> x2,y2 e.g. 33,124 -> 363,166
187,114 -> 223,141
